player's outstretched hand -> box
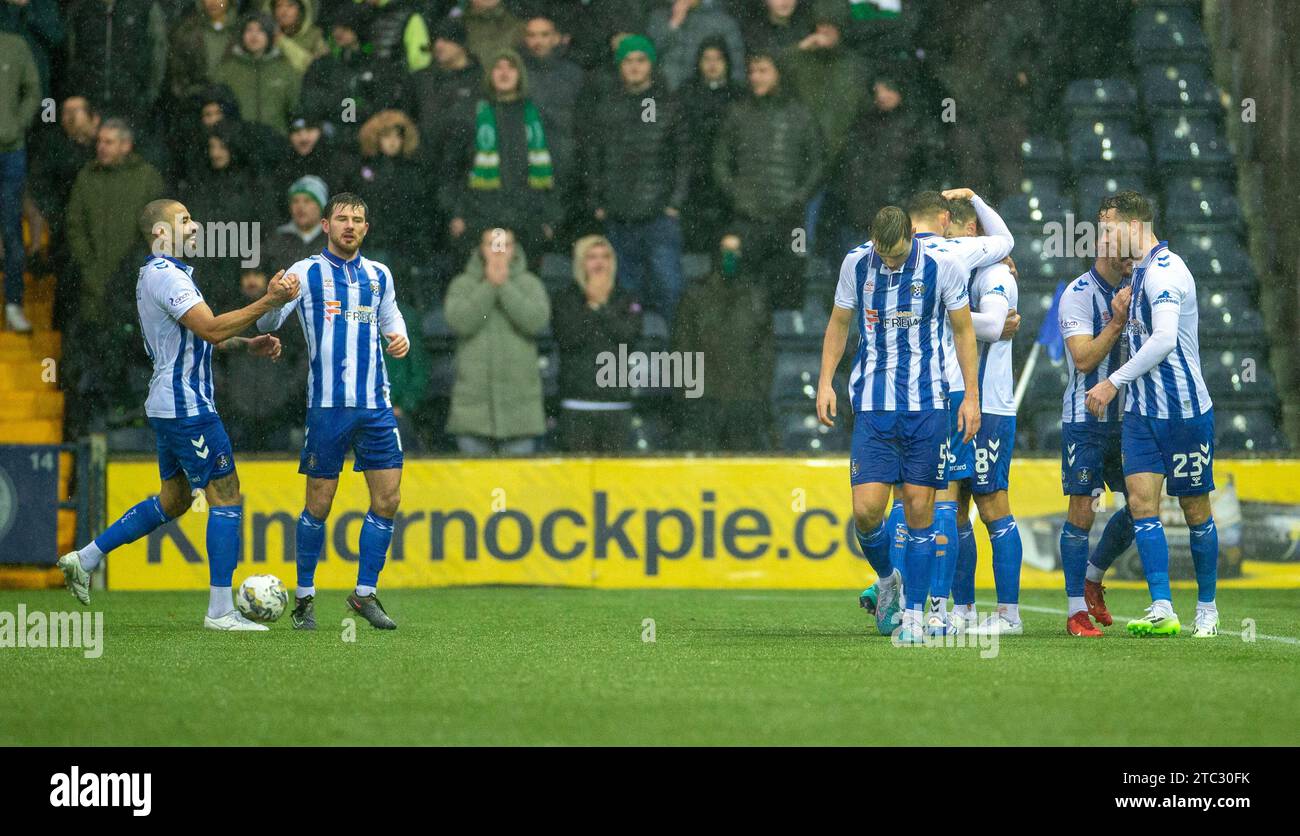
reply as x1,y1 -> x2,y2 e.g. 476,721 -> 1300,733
247,334 -> 281,361
1111,286 -> 1132,327
941,187 -> 975,201
816,383 -> 836,428
1085,379 -> 1118,419
1000,309 -> 1021,341
267,269 -> 300,305
957,395 -> 981,443
384,332 -> 409,359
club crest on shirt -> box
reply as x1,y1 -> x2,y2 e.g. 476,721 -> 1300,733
911,279 -> 926,298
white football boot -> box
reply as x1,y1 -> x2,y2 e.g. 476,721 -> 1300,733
57,552 -> 90,605
204,610 -> 269,631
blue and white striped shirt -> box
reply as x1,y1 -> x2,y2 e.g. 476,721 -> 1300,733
834,239 -> 970,412
1113,242 -> 1213,420
137,256 -> 216,419
257,249 -> 408,409
1059,268 -> 1126,423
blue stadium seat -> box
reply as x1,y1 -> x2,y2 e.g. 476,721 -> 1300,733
1010,231 -> 1079,286
1132,6 -> 1210,66
539,253 -> 573,294
1068,125 -> 1150,174
1065,78 -> 1139,119
1020,135 -> 1067,175
1139,63 -> 1222,117
777,406 -> 850,453
1075,174 -> 1148,218
773,304 -> 829,348
1164,176 -> 1243,231
771,351 -> 820,405
1151,114 -> 1233,174
1200,347 -> 1279,407
1002,191 -> 1071,227
1167,231 -> 1252,289
1215,409 -> 1289,452
1197,286 -> 1265,342
1013,175 -> 1066,200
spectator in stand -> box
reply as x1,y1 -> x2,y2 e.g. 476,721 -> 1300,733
27,96 -> 100,327
263,0 -> 328,75
462,0 -> 523,65
584,35 -> 689,324
178,82 -> 287,183
646,0 -> 745,92
783,12 -> 863,165
277,111 -> 358,196
215,266 -> 306,451
0,31 -> 39,333
63,118 -> 164,429
712,49 -> 822,310
408,19 -> 481,180
300,3 -> 405,148
264,174 -> 327,269
359,0 -> 432,73
672,232 -> 775,450
382,299 -> 431,451
1,0 -> 65,99
443,48 -> 559,265
829,74 -> 932,255
167,0 -> 238,102
743,0 -> 814,55
354,109 -> 428,278
680,34 -> 740,251
64,0 -> 168,124
520,13 -> 583,215
179,121 -> 273,311
444,227 -> 550,455
551,234 -> 644,453
556,0 -> 647,70
214,13 -> 301,135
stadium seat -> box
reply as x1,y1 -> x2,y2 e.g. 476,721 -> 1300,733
1196,286 -> 1265,342
1075,173 -> 1147,218
1002,191 -> 1071,227
1168,231 -> 1254,289
641,311 -> 671,343
777,406 -> 850,453
1132,5 -> 1211,66
773,305 -> 829,349
771,351 -> 820,405
1200,347 -> 1279,406
539,253 -> 574,295
1064,78 -> 1140,119
1215,408 -> 1289,452
1068,126 -> 1150,174
1151,114 -> 1233,174
1010,231 -> 1078,286
1013,175 -> 1067,201
1164,175 -> 1242,228
1019,135 -> 1067,175
1139,63 -> 1222,117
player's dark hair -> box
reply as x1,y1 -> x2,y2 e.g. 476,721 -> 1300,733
139,198 -> 182,242
871,206 -> 912,252
906,190 -> 949,220
324,192 -> 368,221
947,197 -> 977,228
1100,190 -> 1153,223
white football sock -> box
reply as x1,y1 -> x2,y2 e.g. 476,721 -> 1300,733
208,586 -> 233,618
1067,596 -> 1086,616
1085,562 -> 1105,584
78,542 -> 105,572
952,603 -> 972,618
1000,603 -> 1020,623
1196,600 -> 1217,614
296,586 -> 315,600
355,585 -> 376,597
928,595 -> 947,615
1152,599 -> 1174,617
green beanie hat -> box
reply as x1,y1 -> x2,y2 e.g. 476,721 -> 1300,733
615,34 -> 657,66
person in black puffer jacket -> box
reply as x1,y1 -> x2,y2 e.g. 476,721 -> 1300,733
582,35 -> 690,325
551,234 -> 644,453
679,34 -> 741,252
712,48 -> 823,311
353,108 -> 430,282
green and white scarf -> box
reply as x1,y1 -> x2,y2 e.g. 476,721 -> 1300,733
850,0 -> 901,21
470,99 -> 554,191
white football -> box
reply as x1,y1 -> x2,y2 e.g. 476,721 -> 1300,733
235,574 -> 289,623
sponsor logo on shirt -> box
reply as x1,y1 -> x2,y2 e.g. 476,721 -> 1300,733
865,309 -> 919,330
1152,289 -> 1178,306
344,305 -> 378,325
324,300 -> 342,320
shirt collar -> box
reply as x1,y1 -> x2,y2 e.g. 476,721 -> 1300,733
1137,240 -> 1168,270
152,254 -> 193,274
321,247 -> 363,270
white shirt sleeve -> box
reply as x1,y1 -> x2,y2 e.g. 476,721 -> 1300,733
938,254 -> 970,311
149,267 -> 205,322
1107,268 -> 1184,386
378,268 -> 407,338
834,249 -> 862,310
970,264 -> 1014,341
969,193 -> 1014,263
1058,283 -> 1094,340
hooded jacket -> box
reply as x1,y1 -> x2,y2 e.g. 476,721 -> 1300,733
444,244 -> 550,439
256,0 -> 328,74
645,0 -> 746,93
214,37 -> 301,135
551,236 -> 643,404
167,0 -> 237,99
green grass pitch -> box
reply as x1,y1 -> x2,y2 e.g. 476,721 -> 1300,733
3,587 -> 1297,746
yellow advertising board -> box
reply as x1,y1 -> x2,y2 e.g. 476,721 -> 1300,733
105,458 -> 1300,590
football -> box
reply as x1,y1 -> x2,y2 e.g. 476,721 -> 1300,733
235,575 -> 289,623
